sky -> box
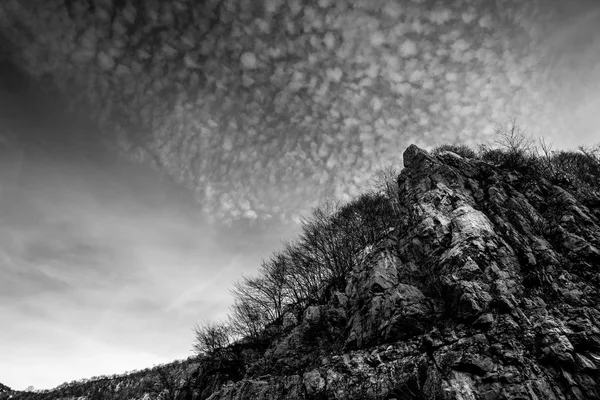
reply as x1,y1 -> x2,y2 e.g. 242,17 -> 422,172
0,97 -> 299,390
1,0 -> 600,392
3,0 -> 600,226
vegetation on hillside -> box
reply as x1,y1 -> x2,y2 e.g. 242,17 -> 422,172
1,358 -> 204,400
434,123 -> 600,207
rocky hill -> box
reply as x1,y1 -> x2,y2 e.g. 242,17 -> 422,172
6,142 -> 600,400
197,144 -> 600,400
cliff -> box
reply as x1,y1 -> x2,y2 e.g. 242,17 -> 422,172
5,143 -> 600,400
202,144 -> 600,400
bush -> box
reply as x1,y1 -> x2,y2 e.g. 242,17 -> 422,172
474,123 -> 541,173
477,145 -> 537,171
477,146 -> 507,165
474,121 -> 537,170
551,148 -> 600,187
432,143 -> 477,159
545,147 -> 600,207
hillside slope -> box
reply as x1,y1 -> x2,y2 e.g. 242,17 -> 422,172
0,358 -> 204,400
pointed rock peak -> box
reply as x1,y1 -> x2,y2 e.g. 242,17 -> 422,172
402,144 -> 437,169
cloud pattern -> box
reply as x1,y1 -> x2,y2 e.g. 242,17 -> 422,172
0,0 -> 599,221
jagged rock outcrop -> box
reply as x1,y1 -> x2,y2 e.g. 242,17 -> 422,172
0,382 -> 13,398
206,145 -> 600,400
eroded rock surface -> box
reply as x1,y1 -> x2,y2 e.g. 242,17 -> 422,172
206,145 -> 600,400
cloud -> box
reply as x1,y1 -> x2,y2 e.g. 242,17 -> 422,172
0,153 -> 298,390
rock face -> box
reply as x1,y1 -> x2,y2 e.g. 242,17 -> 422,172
0,383 -> 12,396
206,145 -> 600,400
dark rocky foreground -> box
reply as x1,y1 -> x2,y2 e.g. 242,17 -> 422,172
5,144 -> 599,400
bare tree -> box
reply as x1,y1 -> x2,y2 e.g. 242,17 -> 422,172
297,200 -> 359,299
192,320 -> 232,357
370,164 -> 401,215
579,143 -> 600,163
231,275 -> 283,326
493,120 -> 534,154
332,191 -> 396,249
535,136 -> 556,176
281,240 -> 324,309
229,297 -> 269,343
258,253 -> 292,324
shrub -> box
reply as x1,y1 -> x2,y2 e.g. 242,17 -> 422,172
551,148 -> 600,187
432,143 -> 477,159
478,145 -> 537,171
477,146 -> 507,165
546,147 -> 600,207
475,121 -> 538,171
